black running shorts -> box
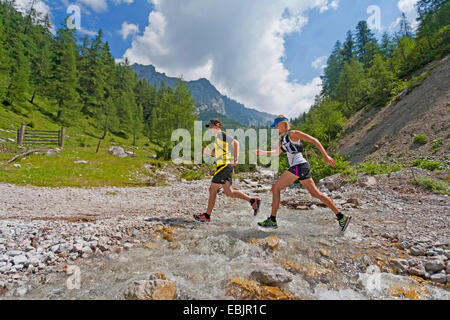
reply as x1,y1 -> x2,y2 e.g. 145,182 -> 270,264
212,164 -> 233,185
288,162 -> 312,181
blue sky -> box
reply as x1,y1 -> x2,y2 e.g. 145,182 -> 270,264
22,0 -> 419,117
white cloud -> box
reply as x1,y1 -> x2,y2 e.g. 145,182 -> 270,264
13,0 -> 55,33
13,0 -> 51,18
114,0 -> 134,4
120,22 -> 139,40
124,0 -> 338,118
75,0 -> 134,13
78,0 -> 108,12
397,0 -> 419,30
319,0 -> 339,13
312,56 -> 327,70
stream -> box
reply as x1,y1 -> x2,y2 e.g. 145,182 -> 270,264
17,190 -> 450,300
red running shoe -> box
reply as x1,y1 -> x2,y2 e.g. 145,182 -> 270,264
194,213 -> 211,223
250,198 -> 261,216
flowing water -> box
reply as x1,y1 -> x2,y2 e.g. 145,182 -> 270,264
18,190 -> 450,300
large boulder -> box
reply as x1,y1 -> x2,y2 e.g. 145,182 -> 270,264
424,260 -> 445,273
391,259 -> 409,274
318,174 -> 344,192
358,176 -> 377,188
108,146 -> 128,158
250,266 -> 293,286
124,273 -> 177,300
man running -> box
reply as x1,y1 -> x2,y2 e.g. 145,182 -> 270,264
194,119 -> 261,223
256,116 -> 351,232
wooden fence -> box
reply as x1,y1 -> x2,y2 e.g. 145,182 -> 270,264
17,125 -> 65,148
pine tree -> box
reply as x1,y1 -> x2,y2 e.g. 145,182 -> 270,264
316,99 -> 346,145
416,0 -> 446,18
355,20 -> 380,69
6,35 -> 30,107
28,14 -> 52,104
0,14 -> 10,104
90,36 -> 120,151
342,31 -> 355,62
380,32 -> 394,59
134,79 -> 157,135
399,13 -> 412,38
392,35 -> 420,76
113,59 -> 139,138
416,0 -> 449,52
334,59 -> 366,116
173,79 -> 197,131
321,41 -> 344,97
51,26 -> 80,123
366,54 -> 397,108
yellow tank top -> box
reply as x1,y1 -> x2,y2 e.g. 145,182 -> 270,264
214,132 -> 233,167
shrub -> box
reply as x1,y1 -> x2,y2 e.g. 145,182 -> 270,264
411,176 -> 449,195
411,158 -> 442,171
431,138 -> 443,154
413,134 -> 428,145
407,72 -> 430,89
78,136 -> 89,148
181,169 -> 204,181
307,153 -> 355,183
357,161 -> 404,175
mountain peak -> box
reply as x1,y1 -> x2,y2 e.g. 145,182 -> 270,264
131,64 -> 275,127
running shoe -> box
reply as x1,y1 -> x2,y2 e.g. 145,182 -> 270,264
338,215 -> 351,232
194,213 -> 211,223
257,217 -> 278,229
250,198 -> 262,216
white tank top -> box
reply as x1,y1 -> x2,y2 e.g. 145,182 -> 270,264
281,131 -> 307,167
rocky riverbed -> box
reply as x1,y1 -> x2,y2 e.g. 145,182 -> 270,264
0,167 -> 449,299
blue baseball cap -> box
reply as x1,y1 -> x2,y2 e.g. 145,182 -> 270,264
270,117 -> 289,128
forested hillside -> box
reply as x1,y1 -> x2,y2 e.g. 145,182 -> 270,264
0,1 -> 197,151
291,0 -> 449,155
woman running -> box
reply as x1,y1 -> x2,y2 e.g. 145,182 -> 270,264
194,119 -> 261,223
255,116 -> 351,232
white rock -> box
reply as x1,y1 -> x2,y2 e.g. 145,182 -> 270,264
13,254 -> 28,266
28,257 -> 40,267
14,286 -> 28,297
59,243 -> 73,253
81,247 -> 93,257
74,160 -> 88,164
46,148 -> 60,156
0,264 -> 11,273
73,243 -> 83,252
6,250 -> 23,257
13,164 -> 21,168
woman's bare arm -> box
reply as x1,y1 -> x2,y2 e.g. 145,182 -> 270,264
289,130 -> 336,167
256,145 -> 282,157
